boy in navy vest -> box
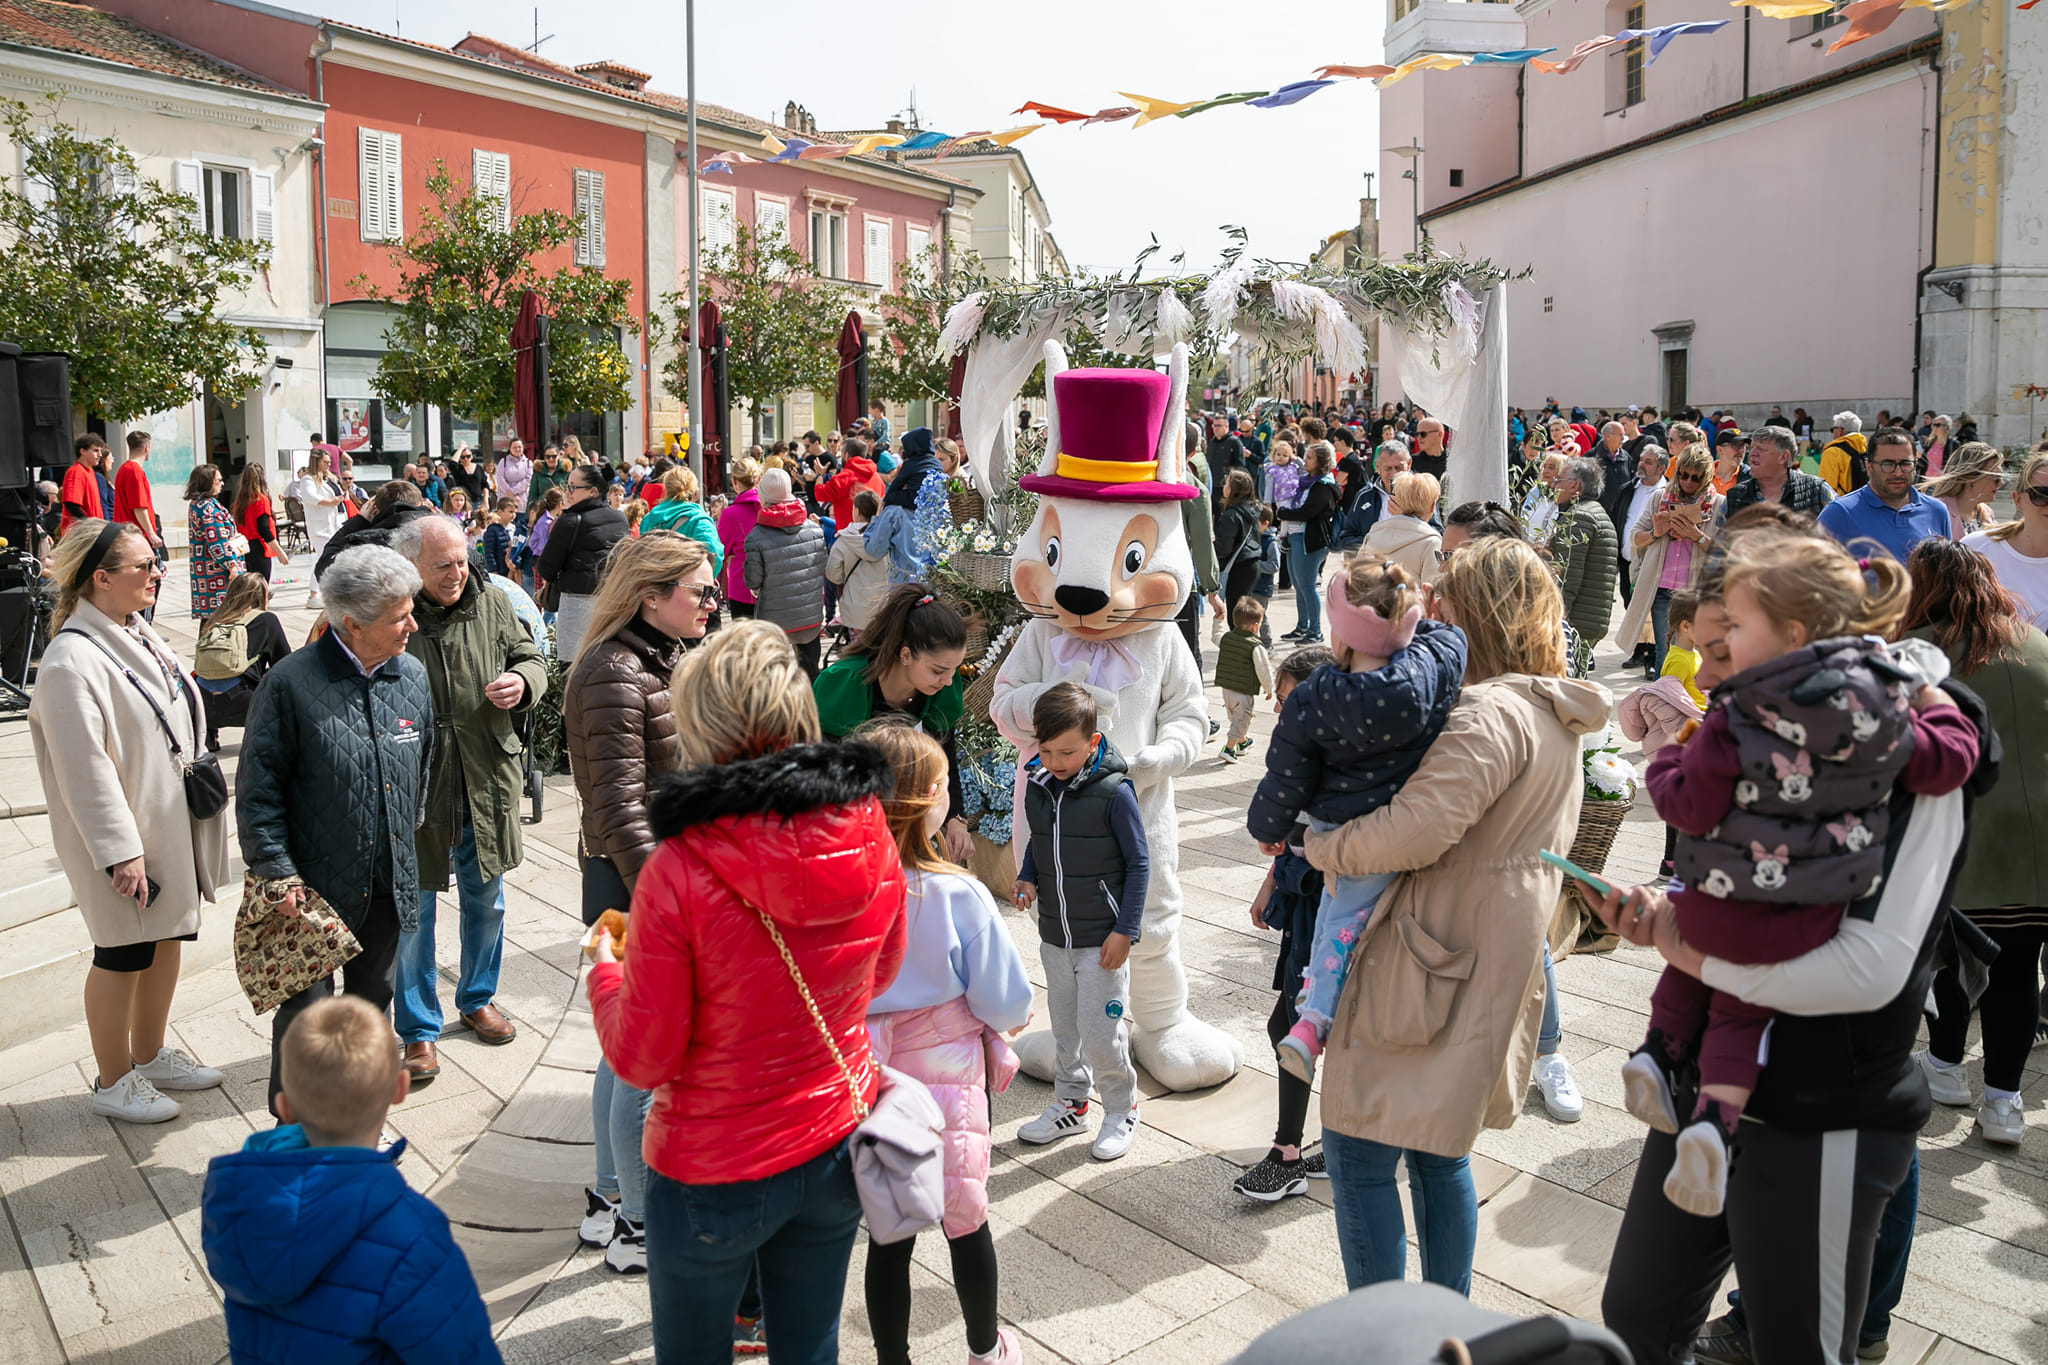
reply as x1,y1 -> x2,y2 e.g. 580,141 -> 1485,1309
1012,682 -> 1150,1161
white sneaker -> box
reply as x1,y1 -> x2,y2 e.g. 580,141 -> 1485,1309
1091,1109 -> 1140,1161
1534,1054 -> 1584,1123
91,1069 -> 181,1124
1018,1100 -> 1090,1146
1663,1118 -> 1730,1218
1915,1050 -> 1973,1107
578,1187 -> 619,1247
1977,1094 -> 2025,1146
603,1215 -> 646,1274
133,1047 -> 223,1092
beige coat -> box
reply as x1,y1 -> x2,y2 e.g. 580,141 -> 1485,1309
1611,489 -> 1722,649
1303,673 -> 1611,1157
825,520 -> 892,632
1360,514 -> 1443,585
29,599 -> 230,946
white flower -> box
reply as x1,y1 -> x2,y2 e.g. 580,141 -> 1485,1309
1585,751 -> 1636,800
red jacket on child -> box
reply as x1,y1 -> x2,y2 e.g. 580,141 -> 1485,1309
586,741 -> 906,1186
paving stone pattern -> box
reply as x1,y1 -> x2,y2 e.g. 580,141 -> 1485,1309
0,561 -> 2040,1363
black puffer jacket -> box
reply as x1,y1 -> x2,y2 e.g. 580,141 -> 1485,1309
236,631 -> 434,930
537,502 -> 628,597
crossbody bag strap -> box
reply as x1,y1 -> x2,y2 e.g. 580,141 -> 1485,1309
746,899 -> 872,1122
58,628 -> 189,758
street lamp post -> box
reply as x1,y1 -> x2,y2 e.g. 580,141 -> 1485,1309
1387,143 -> 1423,257
684,0 -> 702,481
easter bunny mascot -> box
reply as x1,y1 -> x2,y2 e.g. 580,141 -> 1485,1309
991,340 -> 1245,1092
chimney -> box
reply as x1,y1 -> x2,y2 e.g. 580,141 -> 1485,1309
887,117 -> 904,134
784,100 -> 800,130
804,109 -> 818,136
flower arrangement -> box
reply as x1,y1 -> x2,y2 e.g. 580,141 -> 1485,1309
956,714 -> 1019,844
1583,747 -> 1638,804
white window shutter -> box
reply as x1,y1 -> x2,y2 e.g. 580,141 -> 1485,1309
251,171 -> 275,244
751,195 -> 784,250
906,225 -> 931,281
590,171 -> 605,266
573,169 -> 592,266
864,217 -> 889,286
492,153 -> 510,231
172,159 -> 204,233
380,131 -> 403,240
356,129 -> 381,239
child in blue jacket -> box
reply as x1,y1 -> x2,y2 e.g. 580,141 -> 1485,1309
203,995 -> 499,1365
1246,558 -> 1466,1084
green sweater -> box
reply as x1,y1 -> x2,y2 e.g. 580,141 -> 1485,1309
812,654 -> 966,739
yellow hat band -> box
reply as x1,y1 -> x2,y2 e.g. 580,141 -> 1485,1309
1055,452 -> 1160,483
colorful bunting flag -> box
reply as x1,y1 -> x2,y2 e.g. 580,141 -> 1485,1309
1248,80 -> 1335,107
1530,34 -> 1631,73
759,131 -> 786,155
1640,20 -> 1729,60
1081,106 -> 1142,126
1117,91 -> 1201,126
1174,91 -> 1270,116
1315,63 -> 1397,80
1730,0 -> 1836,11
1377,53 -> 1474,87
897,131 -> 950,150
701,151 -> 762,175
933,132 -> 990,160
766,139 -> 809,163
987,126 -> 1041,146
1012,101 -> 1091,123
1827,0 -> 1906,50
1470,48 -> 1559,62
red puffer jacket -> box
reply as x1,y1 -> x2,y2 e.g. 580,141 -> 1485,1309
587,740 -> 906,1187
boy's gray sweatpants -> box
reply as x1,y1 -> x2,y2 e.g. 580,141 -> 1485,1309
1040,942 -> 1138,1115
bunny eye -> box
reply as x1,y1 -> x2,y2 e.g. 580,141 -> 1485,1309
1121,541 -> 1146,577
1043,535 -> 1061,570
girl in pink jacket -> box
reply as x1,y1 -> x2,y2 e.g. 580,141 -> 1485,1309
863,723 -> 1034,1365
1618,590 -> 1708,877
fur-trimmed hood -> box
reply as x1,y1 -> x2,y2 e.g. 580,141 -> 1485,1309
650,740 -> 892,839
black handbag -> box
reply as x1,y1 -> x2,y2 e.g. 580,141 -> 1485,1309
60,629 -> 231,820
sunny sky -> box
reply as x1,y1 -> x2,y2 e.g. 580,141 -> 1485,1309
315,0 -> 1386,276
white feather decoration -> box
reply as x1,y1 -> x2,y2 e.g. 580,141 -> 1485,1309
1267,277 -> 1315,324
1442,281 -> 1483,364
935,291 -> 989,360
1303,284 -> 1368,383
1153,288 -> 1195,348
1201,261 -> 1255,335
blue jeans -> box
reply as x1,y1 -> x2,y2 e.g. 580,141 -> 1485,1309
591,1059 -> 652,1222
1296,840 -> 1396,1030
393,818 -> 507,1043
1287,532 -> 1329,637
1539,944 -> 1562,1057
1323,1129 -> 1478,1294
1650,586 -> 1674,673
1722,1151 -> 1917,1344
646,1142 -> 864,1365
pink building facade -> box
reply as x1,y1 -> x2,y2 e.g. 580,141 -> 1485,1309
1374,0 -> 2045,442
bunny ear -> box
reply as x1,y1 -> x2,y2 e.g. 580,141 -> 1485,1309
1038,340 -> 1069,479
1154,342 -> 1190,485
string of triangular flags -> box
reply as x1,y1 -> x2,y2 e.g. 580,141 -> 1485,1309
701,0 -> 2022,175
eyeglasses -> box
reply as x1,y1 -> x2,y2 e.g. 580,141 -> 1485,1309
659,580 -> 724,608
2025,486 -> 2048,508
105,560 -> 163,577
1675,472 -> 1703,484
1873,460 -> 1917,474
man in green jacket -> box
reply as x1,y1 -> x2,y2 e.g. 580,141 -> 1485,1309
389,516 -> 550,1080
1550,456 -> 1619,671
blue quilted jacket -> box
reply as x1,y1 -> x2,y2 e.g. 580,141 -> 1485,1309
202,1126 -> 499,1365
236,631 -> 433,931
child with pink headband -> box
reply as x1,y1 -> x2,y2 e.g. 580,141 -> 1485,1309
1246,558 -> 1468,1082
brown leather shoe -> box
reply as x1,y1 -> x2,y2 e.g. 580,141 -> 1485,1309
403,1040 -> 440,1082
462,1004 -> 517,1046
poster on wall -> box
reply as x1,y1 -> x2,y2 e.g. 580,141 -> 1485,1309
382,401 -> 414,453
334,399 -> 375,453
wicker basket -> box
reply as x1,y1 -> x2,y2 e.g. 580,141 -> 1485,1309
959,608 -> 989,662
962,629 -> 1022,722
952,551 -> 1014,593
1563,792 -> 1632,915
949,484 -> 986,526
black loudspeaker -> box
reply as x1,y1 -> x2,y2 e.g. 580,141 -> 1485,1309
0,584 -> 31,683
16,352 -> 71,482
0,342 -> 22,491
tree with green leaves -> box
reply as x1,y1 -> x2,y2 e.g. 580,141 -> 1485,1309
0,97 -> 269,422
354,162 -> 638,431
666,222 -> 850,425
868,244 -> 995,406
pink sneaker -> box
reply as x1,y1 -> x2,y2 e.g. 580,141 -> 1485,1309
971,1326 -> 1023,1365
1276,1018 -> 1323,1083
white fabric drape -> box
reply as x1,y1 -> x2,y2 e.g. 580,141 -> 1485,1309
959,308 -> 1070,497
1384,282 -> 1509,510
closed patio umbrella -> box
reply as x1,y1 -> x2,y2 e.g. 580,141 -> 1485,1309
836,311 -> 865,432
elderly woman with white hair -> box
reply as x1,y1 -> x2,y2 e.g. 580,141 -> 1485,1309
744,464 -> 830,677
1819,410 -> 1869,496
236,544 -> 436,1116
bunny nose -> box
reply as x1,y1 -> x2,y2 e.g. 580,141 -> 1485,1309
1055,584 -> 1111,617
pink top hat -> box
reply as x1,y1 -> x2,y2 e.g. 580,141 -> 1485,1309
1326,577 -> 1422,658
1019,368 -> 1199,503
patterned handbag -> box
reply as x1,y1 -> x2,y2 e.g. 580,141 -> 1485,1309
232,874 -> 362,1014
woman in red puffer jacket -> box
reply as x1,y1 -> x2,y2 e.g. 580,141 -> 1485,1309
586,620 -> 905,1364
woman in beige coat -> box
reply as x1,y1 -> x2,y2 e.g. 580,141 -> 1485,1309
1303,535 -> 1611,1292
29,521 -> 231,1124
1359,471 -> 1446,584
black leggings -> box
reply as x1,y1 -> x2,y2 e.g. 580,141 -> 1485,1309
1268,990 -> 1312,1150
1602,1121 -> 1915,1365
864,1222 -> 1000,1363
1177,590 -> 1203,666
1929,921 -> 2048,1092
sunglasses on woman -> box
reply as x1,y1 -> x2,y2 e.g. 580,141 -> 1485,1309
660,580 -> 724,607
2025,485 -> 2048,508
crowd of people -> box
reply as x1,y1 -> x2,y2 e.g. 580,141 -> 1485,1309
17,385 -> 2048,1365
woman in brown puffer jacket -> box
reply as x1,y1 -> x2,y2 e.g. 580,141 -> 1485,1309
563,529 -> 718,1272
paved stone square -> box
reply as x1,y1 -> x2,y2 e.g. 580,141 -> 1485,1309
0,563 -> 2040,1364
